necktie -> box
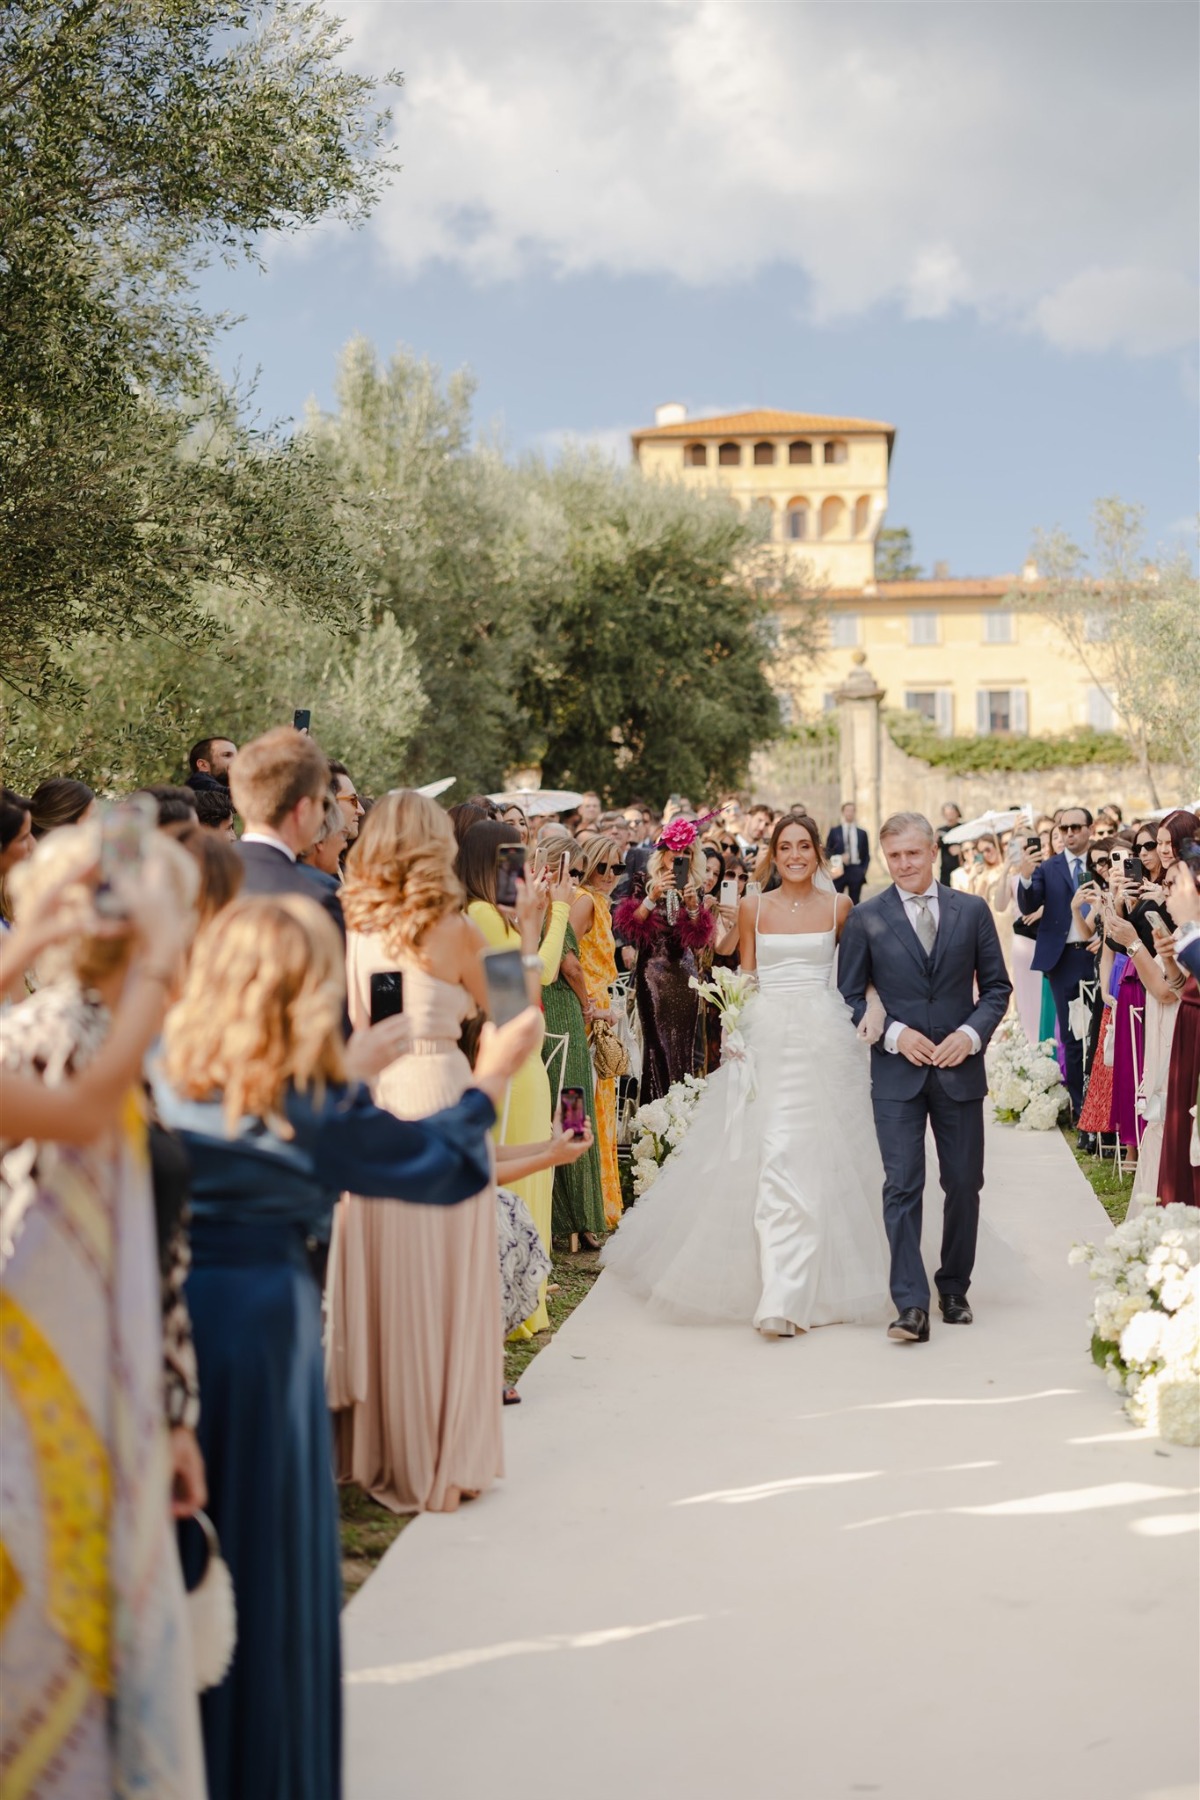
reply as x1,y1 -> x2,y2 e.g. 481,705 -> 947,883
911,893 -> 937,955
1071,857 -> 1084,890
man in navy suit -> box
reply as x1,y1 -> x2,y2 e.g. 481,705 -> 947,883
229,726 -> 345,938
826,801 -> 870,904
1017,806 -> 1094,1125
838,812 -> 1011,1344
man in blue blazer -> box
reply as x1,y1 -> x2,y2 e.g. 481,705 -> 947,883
1016,806 -> 1094,1123
838,812 -> 1011,1344
826,801 -> 870,904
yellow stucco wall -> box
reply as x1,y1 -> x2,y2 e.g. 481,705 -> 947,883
778,595 -> 1110,738
635,429 -> 889,589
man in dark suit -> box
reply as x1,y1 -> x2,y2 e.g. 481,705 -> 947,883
1016,806 -> 1094,1124
837,811 -> 1011,1344
228,726 -> 345,938
826,801 -> 870,904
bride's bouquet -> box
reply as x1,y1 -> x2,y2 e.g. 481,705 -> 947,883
1070,1204 -> 1200,1445
689,966 -> 757,1065
629,1076 -> 705,1197
985,1017 -> 1069,1130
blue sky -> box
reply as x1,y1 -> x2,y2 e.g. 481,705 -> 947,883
200,1 -> 1198,578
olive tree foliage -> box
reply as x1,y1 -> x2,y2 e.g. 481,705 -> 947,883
513,455 -> 822,804
0,0 -> 398,703
1013,499 -> 1200,800
305,339 -> 823,803
1,589 -> 427,797
304,338 -> 547,792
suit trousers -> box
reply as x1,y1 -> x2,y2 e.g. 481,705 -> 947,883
1046,943 -> 1095,1118
871,1076 -> 985,1312
834,871 -> 867,905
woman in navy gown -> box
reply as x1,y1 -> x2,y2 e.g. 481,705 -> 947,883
153,894 -> 542,1800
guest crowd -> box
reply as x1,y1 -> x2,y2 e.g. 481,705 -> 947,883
1,730 -> 1198,1799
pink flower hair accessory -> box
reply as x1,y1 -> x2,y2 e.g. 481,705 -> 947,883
657,810 -> 717,854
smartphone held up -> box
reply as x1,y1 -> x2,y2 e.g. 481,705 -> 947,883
95,795 -> 157,918
495,844 -> 526,910
560,1086 -> 587,1137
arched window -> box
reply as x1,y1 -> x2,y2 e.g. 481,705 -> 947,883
753,441 -> 776,466
853,495 -> 871,536
718,441 -> 741,466
823,438 -> 848,465
820,496 -> 846,538
788,440 -> 813,465
683,443 -> 707,468
786,498 -> 810,541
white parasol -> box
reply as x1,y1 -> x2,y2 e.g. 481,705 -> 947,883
490,787 -> 583,817
942,808 -> 1028,845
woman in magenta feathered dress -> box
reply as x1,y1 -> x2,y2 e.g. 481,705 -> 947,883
615,832 -> 715,1103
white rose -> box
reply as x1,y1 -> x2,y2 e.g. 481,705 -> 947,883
633,1161 -> 659,1196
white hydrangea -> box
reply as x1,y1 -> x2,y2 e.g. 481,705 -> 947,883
1119,1308 -> 1167,1367
1153,1374 -> 1200,1447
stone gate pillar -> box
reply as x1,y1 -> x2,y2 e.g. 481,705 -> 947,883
835,652 -> 886,852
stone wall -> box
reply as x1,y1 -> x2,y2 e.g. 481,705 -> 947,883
879,731 -> 1189,825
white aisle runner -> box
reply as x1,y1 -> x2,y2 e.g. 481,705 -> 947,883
343,1120 -> 1199,1800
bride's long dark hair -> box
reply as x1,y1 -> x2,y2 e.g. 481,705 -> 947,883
759,811 -> 827,889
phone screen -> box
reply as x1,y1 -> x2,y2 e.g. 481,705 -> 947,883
495,844 -> 525,909
483,947 -> 528,1027
673,855 -> 691,891
95,796 -> 156,917
369,970 -> 404,1024
719,877 -> 739,908
293,708 -> 311,734
560,1085 -> 586,1136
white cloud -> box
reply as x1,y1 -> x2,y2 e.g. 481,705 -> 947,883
330,0 -> 1198,357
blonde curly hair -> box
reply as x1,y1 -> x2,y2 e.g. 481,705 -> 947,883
341,789 -> 462,958
163,896 -> 346,1136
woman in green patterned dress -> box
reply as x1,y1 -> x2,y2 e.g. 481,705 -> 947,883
534,834 -> 606,1248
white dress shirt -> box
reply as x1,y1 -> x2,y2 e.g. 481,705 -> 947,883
240,829 -> 297,863
883,882 -> 981,1056
843,822 -> 860,865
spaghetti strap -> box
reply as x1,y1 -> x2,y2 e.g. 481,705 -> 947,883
754,888 -> 763,937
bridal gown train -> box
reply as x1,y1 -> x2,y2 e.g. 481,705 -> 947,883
603,914 -> 892,1331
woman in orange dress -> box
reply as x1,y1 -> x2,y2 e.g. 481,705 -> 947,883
571,835 -> 625,1229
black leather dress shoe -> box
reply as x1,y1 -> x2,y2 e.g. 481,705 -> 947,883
887,1307 -> 930,1343
939,1295 -> 973,1325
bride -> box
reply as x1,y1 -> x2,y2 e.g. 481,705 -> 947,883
603,811 -> 892,1337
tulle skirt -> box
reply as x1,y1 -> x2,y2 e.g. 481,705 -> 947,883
602,984 -> 892,1329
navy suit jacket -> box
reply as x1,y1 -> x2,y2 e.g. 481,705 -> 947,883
836,883 -> 1011,1102
1017,850 -> 1084,974
825,824 -> 870,874
236,840 -> 346,938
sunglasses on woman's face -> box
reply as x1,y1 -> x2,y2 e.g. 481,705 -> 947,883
1092,857 -> 1111,870
595,862 -> 622,876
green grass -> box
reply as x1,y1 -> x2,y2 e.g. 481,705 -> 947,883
339,1244 -> 604,1603
1061,1123 -> 1135,1225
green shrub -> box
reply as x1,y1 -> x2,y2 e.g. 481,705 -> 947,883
884,711 -> 1134,774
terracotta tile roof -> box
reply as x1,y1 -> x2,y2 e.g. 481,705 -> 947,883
632,409 -> 895,443
823,577 -> 1041,601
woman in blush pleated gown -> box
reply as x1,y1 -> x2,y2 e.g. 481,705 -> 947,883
328,789 -> 503,1514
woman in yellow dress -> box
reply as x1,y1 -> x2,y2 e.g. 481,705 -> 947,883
570,834 -> 626,1229
458,820 -> 572,1335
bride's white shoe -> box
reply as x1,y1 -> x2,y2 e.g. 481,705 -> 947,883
758,1317 -> 796,1339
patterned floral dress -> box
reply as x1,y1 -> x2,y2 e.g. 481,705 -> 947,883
0,981 -> 205,1799
578,888 -> 624,1228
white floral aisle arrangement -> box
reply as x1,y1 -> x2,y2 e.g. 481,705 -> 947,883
1070,1203 -> 1200,1447
629,1075 -> 705,1197
985,1017 -> 1070,1130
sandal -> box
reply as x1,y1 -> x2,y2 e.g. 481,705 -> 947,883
503,1385 -> 522,1406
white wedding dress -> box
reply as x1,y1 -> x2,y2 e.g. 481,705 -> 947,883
603,902 -> 892,1331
